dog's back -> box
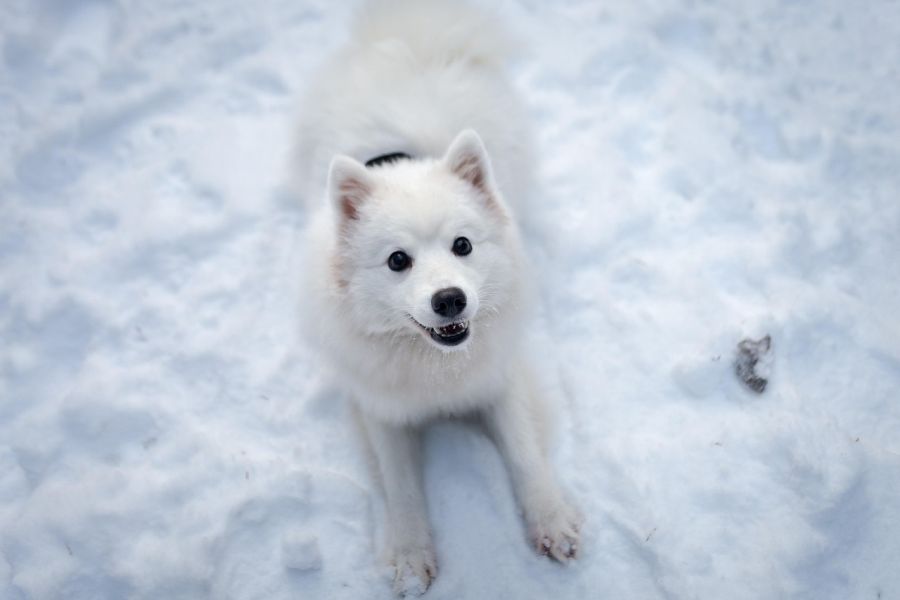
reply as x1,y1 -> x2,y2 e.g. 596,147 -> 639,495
293,0 -> 534,217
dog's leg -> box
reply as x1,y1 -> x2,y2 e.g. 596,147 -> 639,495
362,416 -> 437,596
484,371 -> 582,562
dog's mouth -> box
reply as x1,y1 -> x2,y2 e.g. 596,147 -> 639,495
409,317 -> 471,347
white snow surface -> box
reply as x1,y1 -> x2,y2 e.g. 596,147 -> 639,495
2,1 -> 900,599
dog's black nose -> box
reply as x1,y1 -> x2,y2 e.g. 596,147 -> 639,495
431,287 -> 467,318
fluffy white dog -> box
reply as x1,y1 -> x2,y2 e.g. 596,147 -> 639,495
294,0 -> 581,594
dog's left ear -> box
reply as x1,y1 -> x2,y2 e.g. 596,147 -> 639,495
443,130 -> 497,197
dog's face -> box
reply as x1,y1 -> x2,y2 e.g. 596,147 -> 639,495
327,131 -> 520,352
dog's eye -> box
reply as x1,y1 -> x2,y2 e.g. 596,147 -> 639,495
387,250 -> 411,271
452,237 -> 472,256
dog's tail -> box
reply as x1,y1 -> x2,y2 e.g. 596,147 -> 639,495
350,0 -> 517,68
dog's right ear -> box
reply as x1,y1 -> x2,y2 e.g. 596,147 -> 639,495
328,155 -> 372,221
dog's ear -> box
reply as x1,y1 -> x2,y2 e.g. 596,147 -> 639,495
443,130 -> 496,196
328,155 -> 372,221
444,130 -> 508,219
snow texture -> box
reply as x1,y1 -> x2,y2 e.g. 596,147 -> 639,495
2,0 -> 899,599
281,531 -> 322,572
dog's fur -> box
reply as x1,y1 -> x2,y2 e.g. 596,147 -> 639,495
294,0 -> 580,594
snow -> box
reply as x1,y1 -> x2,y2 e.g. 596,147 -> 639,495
281,531 -> 322,572
1,0 -> 899,598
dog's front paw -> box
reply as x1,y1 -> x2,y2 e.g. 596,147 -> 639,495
389,545 -> 437,596
527,500 -> 582,563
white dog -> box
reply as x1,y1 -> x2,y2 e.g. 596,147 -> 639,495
294,0 -> 581,594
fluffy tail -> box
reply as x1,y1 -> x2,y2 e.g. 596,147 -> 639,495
350,0 -> 517,68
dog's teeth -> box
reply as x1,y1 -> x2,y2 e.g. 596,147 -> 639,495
436,321 -> 468,337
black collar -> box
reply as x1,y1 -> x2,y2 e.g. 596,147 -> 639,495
365,152 -> 412,168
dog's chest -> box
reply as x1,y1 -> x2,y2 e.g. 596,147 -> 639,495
346,351 -> 507,424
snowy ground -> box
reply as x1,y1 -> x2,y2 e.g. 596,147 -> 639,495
2,0 -> 900,598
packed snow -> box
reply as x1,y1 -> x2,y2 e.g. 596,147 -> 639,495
2,0 -> 899,598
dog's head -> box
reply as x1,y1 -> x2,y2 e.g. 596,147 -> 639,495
327,130 -> 521,352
